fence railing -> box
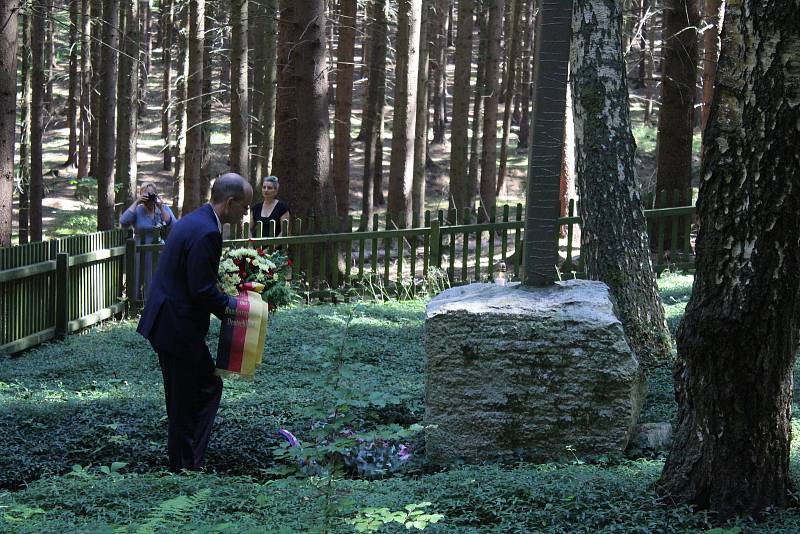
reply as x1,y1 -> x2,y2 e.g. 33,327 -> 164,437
0,229 -> 129,354
1,200 -> 695,354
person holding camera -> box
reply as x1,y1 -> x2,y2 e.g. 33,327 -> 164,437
121,183 -> 176,302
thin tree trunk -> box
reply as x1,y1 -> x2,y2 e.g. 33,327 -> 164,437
200,0 -> 213,203
359,0 -> 387,227
31,0 -> 46,241
182,0 -> 204,215
571,0 -> 672,367
448,0 -> 474,211
219,8 -> 230,104
89,0 -> 102,179
78,0 -> 91,179
478,0 -> 505,219
66,0 -> 80,167
96,0 -> 120,230
333,0 -> 357,220
643,0 -> 656,125
116,0 -> 139,209
430,0 -> 448,144
372,73 -> 386,208
387,0 -> 422,229
700,0 -> 723,144
496,0 -> 522,196
19,11 -> 32,244
653,0 -> 699,209
250,0 -> 267,178
516,0 -> 534,150
172,0 -> 189,214
44,0 -> 53,113
257,0 -> 278,180
0,0 -> 19,246
138,0 -> 150,117
161,0 -> 173,171
659,0 -> 800,519
229,0 -> 249,177
467,2 -> 488,209
412,0 -> 432,228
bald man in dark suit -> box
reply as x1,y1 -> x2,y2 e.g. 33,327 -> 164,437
138,173 -> 253,472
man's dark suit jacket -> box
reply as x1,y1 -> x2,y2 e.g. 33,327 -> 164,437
137,204 -> 230,358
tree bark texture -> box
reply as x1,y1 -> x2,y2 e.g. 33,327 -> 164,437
78,0 -> 91,179
387,0 -> 422,229
449,0 -> 475,211
182,0 -> 204,215
653,0 -> 700,208
89,0 -> 102,179
116,0 -> 139,208
229,0 -> 249,177
257,0 -> 278,181
522,0 -> 570,285
171,0 -> 188,213
700,0 -> 723,140
200,2 -> 213,203
96,0 -> 119,231
570,0 -> 672,365
138,0 -> 150,117
430,0 -> 449,144
467,4 -> 489,211
659,0 -> 800,519
67,0 -> 79,166
359,0 -> 387,227
0,0 -> 18,246
333,0 -> 357,220
496,0 -> 523,197
30,0 -> 45,240
161,0 -> 173,171
18,11 -> 31,244
412,0 -> 432,227
478,0 -> 505,220
516,0 -> 534,150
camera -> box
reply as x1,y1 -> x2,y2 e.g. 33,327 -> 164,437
146,192 -> 158,202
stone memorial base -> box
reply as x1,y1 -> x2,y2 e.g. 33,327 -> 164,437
425,280 -> 645,464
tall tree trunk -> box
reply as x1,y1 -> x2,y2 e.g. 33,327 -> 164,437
412,0 -> 432,227
250,0 -> 266,178
359,0 -> 387,227
294,0 -> 336,222
643,0 -> 656,125
332,0 -> 357,220
78,0 -> 91,179
449,0 -> 475,211
138,0 -> 150,117
97,0 -> 120,230
171,0 -> 188,215
516,0 -> 534,150
658,0 -> 800,518
373,88 -> 386,207
116,0 -> 139,208
496,0 -> 522,197
66,0 -> 80,167
700,0 -> 723,143
430,0 -> 448,144
161,0 -> 173,171
257,0 -> 278,180
44,0 -> 53,113
467,3 -> 488,210
219,8 -> 230,104
387,0 -> 422,229
89,0 -> 102,179
653,0 -> 699,209
31,0 -> 46,241
571,0 -> 672,367
200,0 -> 213,204
0,0 -> 19,246
229,0 -> 249,177
272,0 -> 298,207
19,11 -> 32,244
181,0 -> 204,215
478,0 -> 505,219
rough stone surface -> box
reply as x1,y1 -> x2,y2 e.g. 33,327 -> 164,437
628,423 -> 673,451
425,280 -> 645,464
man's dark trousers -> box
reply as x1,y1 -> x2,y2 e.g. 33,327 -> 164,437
158,348 -> 222,471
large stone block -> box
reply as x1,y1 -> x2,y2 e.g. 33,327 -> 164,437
425,280 -> 645,464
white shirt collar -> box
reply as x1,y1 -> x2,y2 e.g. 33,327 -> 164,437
210,205 -> 222,233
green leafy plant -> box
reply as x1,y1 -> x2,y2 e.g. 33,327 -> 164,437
347,502 -> 444,532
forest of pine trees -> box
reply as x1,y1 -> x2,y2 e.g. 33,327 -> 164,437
0,0 -> 716,246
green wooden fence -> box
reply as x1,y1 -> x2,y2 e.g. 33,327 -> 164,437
0,229 -> 129,354
1,200 -> 695,354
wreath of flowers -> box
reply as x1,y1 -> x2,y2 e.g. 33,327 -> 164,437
218,245 -> 295,309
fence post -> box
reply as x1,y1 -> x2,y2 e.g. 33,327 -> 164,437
125,238 -> 137,312
55,252 -> 69,337
430,220 -> 441,268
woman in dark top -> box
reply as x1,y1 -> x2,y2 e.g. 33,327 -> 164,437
251,175 -> 291,236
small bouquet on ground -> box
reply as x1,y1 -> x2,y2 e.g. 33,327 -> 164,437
215,245 -> 294,378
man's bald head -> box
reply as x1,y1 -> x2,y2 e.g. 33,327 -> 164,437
211,173 -> 251,203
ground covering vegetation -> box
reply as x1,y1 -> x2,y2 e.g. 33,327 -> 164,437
2,274 -> 800,532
